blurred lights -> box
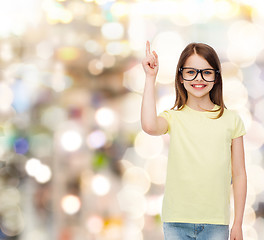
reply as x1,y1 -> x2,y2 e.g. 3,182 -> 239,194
0,187 -> 24,237
251,2 -> 264,27
41,106 -> 67,131
158,94 -> 176,114
91,174 -> 111,196
246,149 -> 263,166
85,40 -> 103,55
227,20 -> 264,67
35,165 -> 52,183
88,59 -> 104,75
122,223 -> 143,240
0,0 -> 40,37
237,106 -> 252,133
144,155 -> 167,185
179,0 -> 215,24
12,80 -> 32,113
100,53 -> 116,68
67,2 -> 87,19
80,169 -> 93,191
0,206 -> 25,237
120,41 -> 131,57
110,2 -> 130,18
36,41 -> 54,60
0,188 -> 21,210
87,13 -> 105,26
223,79 -> 248,109
101,22 -> 124,40
254,217 -> 264,239
119,159 -> 134,172
128,11 -> 146,51
243,206 -> 257,226
25,158 -> 52,183
247,164 -> 264,194
23,229 -> 47,240
0,43 -> 13,62
222,62 -> 243,82
234,0 -> 255,6
120,93 -> 141,123
103,221 -> 123,240
14,138 -> 29,155
117,187 -> 146,219
153,31 -> 185,82
45,3 -> 73,24
51,74 -> 72,92
246,181 -> 256,206
95,107 -> 116,128
94,0 -> 115,5
134,131 -> 164,159
214,0 -> 239,19
122,167 -> 151,194
86,130 -> 107,149
60,130 -> 82,152
244,120 -> 264,150
255,98 -> 264,123
61,195 -> 81,215
86,215 -> 104,234
242,225 -> 258,240
57,47 -> 80,61
106,41 -> 124,55
145,195 -> 163,216
25,158 -> 41,177
0,83 -> 14,111
123,64 -> 145,93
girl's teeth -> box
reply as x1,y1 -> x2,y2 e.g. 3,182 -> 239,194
192,85 -> 205,88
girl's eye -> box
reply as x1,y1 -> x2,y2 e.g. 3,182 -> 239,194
187,71 -> 195,74
204,71 -> 213,75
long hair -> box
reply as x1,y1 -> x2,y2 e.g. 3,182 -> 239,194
170,42 -> 226,119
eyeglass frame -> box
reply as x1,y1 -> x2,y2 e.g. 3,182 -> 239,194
179,67 -> 220,82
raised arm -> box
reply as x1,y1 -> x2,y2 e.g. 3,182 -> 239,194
141,41 -> 168,136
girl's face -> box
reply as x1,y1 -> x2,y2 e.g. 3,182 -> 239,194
181,54 -> 215,101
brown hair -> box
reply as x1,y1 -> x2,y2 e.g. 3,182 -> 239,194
170,42 -> 226,119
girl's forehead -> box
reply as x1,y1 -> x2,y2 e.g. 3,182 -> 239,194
184,54 -> 212,68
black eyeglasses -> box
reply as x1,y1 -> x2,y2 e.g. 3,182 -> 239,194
179,67 -> 219,82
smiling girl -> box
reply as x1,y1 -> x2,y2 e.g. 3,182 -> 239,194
141,41 -> 247,240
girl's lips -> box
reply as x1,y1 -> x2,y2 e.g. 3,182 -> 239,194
191,84 -> 207,90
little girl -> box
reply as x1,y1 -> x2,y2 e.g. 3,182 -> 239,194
141,41 -> 247,240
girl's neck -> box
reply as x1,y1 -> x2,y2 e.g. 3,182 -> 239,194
186,98 -> 215,112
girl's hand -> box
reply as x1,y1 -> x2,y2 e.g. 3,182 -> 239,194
230,224 -> 243,240
142,41 -> 159,78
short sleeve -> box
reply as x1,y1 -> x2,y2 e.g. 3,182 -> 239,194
158,110 -> 171,135
232,112 -> 246,139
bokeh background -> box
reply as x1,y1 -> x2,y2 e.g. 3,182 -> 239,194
0,0 -> 264,239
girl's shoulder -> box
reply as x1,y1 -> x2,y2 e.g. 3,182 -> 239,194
221,107 -> 244,124
222,107 -> 241,116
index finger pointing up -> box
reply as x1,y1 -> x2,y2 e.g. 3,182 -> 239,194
146,41 -> 151,56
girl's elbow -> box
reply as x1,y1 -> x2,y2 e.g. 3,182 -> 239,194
141,123 -> 156,135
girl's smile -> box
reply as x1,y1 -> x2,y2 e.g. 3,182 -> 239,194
191,84 -> 207,89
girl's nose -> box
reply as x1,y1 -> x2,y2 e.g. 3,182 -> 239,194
194,72 -> 203,81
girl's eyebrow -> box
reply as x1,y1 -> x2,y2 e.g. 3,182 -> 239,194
182,67 -> 215,70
